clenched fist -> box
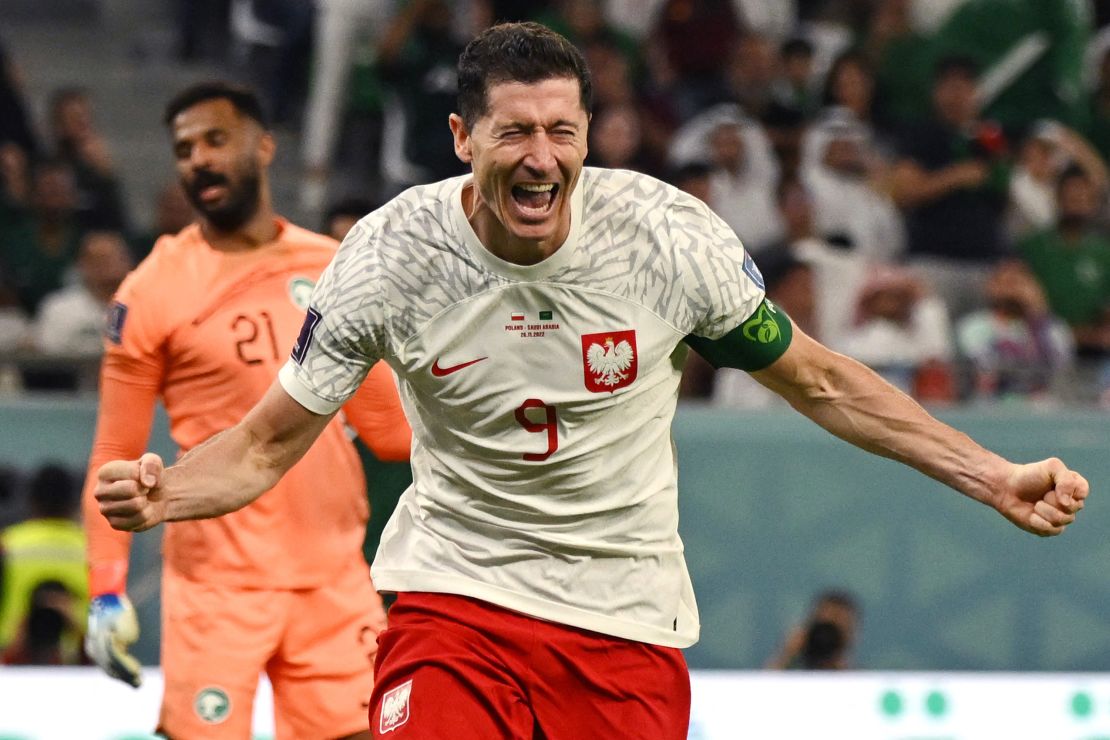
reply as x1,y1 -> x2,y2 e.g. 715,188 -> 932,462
95,453 -> 167,532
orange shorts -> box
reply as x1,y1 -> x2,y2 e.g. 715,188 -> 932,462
157,562 -> 386,739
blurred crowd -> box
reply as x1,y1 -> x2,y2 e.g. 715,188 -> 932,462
2,0 -> 1110,404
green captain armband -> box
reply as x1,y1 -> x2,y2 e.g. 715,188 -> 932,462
685,299 -> 794,371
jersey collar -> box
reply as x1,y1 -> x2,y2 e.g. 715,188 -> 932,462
450,173 -> 583,282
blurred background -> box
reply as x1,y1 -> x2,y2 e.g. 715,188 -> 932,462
0,0 -> 1108,737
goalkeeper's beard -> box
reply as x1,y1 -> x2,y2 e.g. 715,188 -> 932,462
184,167 -> 263,233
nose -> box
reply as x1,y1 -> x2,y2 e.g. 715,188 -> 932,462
189,142 -> 215,172
523,131 -> 557,174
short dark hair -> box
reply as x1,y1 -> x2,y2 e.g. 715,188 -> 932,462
457,22 -> 593,127
48,86 -> 89,114
28,464 -> 78,519
667,161 -> 712,186
1057,163 -> 1091,193
933,55 -> 979,83
781,37 -> 814,59
162,81 -> 268,128
822,50 -> 872,106
815,589 -> 860,614
325,197 -> 379,226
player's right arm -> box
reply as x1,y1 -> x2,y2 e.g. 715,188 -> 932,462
95,379 -> 336,531
83,287 -> 164,688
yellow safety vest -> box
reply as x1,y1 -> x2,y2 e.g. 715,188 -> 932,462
0,518 -> 89,649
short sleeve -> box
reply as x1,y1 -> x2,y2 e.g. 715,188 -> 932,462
674,198 -> 767,340
279,220 -> 388,414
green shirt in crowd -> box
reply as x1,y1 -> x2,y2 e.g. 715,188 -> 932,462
1018,228 -> 1110,327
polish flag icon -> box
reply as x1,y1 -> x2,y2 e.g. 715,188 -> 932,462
510,312 -> 525,322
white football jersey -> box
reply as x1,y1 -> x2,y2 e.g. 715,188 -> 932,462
279,167 -> 765,647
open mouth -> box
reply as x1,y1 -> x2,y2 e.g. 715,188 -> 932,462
191,172 -> 230,204
199,184 -> 227,203
510,182 -> 558,218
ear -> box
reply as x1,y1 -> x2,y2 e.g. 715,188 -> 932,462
449,113 -> 472,164
258,131 -> 276,168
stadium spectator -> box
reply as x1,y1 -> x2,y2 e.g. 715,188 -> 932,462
889,56 -> 1011,320
93,23 -> 1090,739
0,41 -> 38,159
48,88 -> 129,231
582,38 -> 638,114
725,32 -> 779,122
377,0 -> 470,191
1008,120 -> 1108,238
82,81 -> 410,739
0,140 -> 31,210
1086,46 -> 1110,165
834,266 -> 956,401
822,50 -> 890,141
537,0 -> 641,67
30,230 -> 132,356
768,36 -> 819,129
1018,167 -> 1110,359
129,181 -> 195,261
1,159 -> 85,314
1,579 -> 86,665
653,0 -> 742,118
668,160 -> 713,204
774,176 -> 871,348
0,145 -> 31,351
670,104 -> 783,252
586,103 -> 658,176
956,260 -> 1075,401
299,0 -> 392,214
766,590 -> 861,670
799,109 -> 905,262
323,196 -> 378,241
863,0 -> 933,129
249,0 -> 315,126
0,464 -> 88,662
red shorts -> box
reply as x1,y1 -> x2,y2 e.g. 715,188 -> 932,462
369,592 -> 690,739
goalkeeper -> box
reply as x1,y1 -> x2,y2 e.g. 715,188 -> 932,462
82,82 -> 411,739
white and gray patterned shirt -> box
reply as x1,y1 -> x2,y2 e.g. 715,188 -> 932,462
279,167 -> 764,647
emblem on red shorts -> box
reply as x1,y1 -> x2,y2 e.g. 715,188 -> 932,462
379,679 -> 413,734
582,330 -> 638,393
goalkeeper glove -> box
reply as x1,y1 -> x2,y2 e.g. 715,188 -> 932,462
86,593 -> 143,687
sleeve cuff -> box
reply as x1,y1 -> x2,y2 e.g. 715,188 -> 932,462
278,362 -> 344,415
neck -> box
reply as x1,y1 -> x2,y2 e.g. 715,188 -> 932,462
200,198 -> 278,252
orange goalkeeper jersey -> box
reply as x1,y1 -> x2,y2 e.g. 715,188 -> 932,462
83,219 -> 411,593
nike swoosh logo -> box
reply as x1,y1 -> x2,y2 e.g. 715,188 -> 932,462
430,356 -> 488,377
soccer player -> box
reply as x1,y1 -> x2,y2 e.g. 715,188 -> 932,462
94,25 -> 1089,739
82,82 -> 410,739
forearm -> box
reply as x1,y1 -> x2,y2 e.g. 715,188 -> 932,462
158,381 -> 335,522
890,163 -> 967,208
159,424 -> 287,521
757,346 -> 1008,507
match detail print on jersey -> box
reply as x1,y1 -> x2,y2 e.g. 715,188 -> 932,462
582,330 -> 638,393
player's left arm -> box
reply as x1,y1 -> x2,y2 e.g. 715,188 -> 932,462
688,303 -> 1089,536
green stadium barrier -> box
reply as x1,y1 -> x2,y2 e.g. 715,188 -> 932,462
1,398 -> 1106,670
